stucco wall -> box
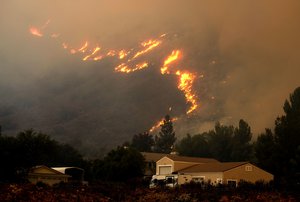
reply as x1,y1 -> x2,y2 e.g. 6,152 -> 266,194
28,175 -> 69,186
173,162 -> 199,172
224,163 -> 273,184
178,172 -> 223,185
156,157 -> 200,174
156,157 -> 174,175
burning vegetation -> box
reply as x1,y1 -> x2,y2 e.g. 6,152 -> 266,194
29,20 -> 199,131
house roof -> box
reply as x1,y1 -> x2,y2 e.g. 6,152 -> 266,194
163,155 -> 219,163
178,162 -> 248,173
141,152 -> 170,162
52,167 -> 84,174
29,165 -> 71,176
142,152 -> 219,163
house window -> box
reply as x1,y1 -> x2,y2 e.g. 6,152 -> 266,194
158,165 -> 172,175
245,165 -> 253,171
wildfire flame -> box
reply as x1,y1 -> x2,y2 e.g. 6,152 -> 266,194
161,50 -> 180,75
176,71 -> 198,114
29,21 -> 201,131
133,39 -> 161,59
160,51 -> 198,114
115,62 -> 148,73
29,27 -> 43,37
149,117 -> 178,133
78,41 -> 89,53
29,19 -> 51,37
83,46 -> 101,61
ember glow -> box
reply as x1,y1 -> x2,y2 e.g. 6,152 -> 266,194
149,117 -> 178,133
78,41 -> 89,53
29,27 -> 43,37
161,50 -> 181,75
29,19 -> 51,38
115,62 -> 148,73
176,71 -> 198,114
160,50 -> 198,114
83,46 -> 101,61
132,39 -> 162,59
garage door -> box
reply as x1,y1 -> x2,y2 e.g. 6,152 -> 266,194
159,166 -> 172,175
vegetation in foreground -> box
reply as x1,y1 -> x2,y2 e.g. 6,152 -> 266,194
0,181 -> 298,202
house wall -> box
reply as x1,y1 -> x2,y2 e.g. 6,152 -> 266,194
173,162 -> 199,172
156,157 -> 174,175
178,172 -> 223,185
223,163 -> 273,184
156,157 -> 200,175
28,174 -> 69,186
178,174 -> 192,184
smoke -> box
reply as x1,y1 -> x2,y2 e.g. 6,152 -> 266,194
1,0 -> 300,156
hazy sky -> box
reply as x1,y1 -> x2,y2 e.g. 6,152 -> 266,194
1,0 -> 300,155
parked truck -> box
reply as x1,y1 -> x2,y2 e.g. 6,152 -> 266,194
149,174 -> 178,188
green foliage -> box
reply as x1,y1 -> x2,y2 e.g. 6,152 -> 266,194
254,87 -> 300,189
0,129 -> 83,182
94,146 -> 145,182
176,120 -> 253,162
176,133 -> 211,157
154,115 -> 176,154
230,120 -> 253,161
131,132 -> 154,152
254,129 -> 276,173
209,122 -> 235,161
274,87 -> 300,185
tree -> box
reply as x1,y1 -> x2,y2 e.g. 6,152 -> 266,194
254,128 -> 277,173
131,132 -> 154,152
154,115 -> 176,153
208,122 -> 234,161
230,119 -> 253,161
0,129 -> 84,182
100,146 -> 145,181
176,133 -> 211,157
273,87 -> 300,185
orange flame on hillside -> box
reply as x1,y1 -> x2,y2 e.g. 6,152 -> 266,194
133,39 -> 161,59
160,51 -> 198,114
78,41 -> 89,53
29,27 -> 43,37
176,71 -> 198,114
83,46 -> 101,61
29,19 -> 51,38
149,117 -> 178,133
115,62 -> 148,73
118,50 -> 130,59
161,50 -> 180,74
29,21 -> 201,131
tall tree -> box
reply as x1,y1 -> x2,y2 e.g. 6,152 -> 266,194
230,119 -> 253,161
274,87 -> 300,184
208,122 -> 234,161
154,115 -> 176,154
0,129 -> 84,181
176,133 -> 211,157
131,132 -> 154,152
101,146 -> 145,181
255,128 -> 277,173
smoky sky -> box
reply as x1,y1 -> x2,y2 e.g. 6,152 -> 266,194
1,0 -> 300,156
